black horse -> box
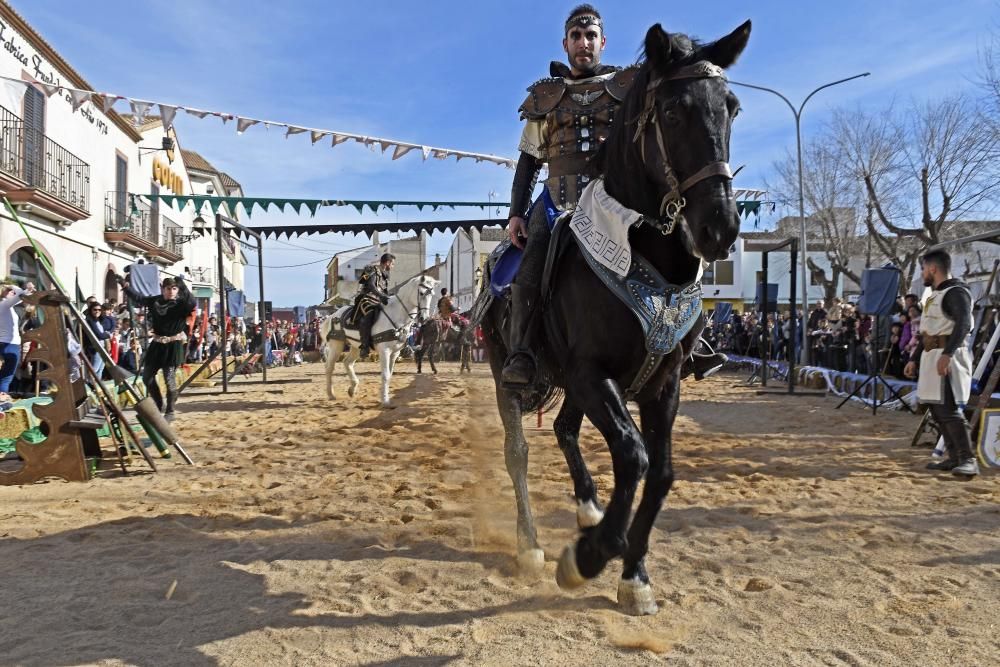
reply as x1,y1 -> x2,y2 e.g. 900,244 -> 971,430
480,22 -> 750,615
414,317 -> 464,374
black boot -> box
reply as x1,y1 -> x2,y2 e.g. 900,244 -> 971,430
926,458 -> 958,470
163,390 -> 178,419
500,284 -> 539,387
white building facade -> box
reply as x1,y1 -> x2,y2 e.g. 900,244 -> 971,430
0,3 -> 245,313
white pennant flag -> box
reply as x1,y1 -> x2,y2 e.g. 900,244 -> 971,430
129,100 -> 152,126
159,104 -> 178,129
185,108 -> 209,119
421,146 -> 432,160
236,117 -> 258,135
379,140 -> 392,153
98,94 -> 118,113
39,83 -> 61,98
69,89 -> 91,111
392,145 -> 416,160
311,130 -> 328,144
331,134 -> 351,146
1,80 -> 27,114
285,125 -> 307,138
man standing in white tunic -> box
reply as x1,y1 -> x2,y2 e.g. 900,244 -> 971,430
904,249 -> 977,476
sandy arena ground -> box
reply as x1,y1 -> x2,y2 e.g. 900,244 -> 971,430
0,361 -> 998,666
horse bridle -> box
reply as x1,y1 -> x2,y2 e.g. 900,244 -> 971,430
632,60 -> 733,235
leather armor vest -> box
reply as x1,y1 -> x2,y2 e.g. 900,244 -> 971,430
520,66 -> 638,208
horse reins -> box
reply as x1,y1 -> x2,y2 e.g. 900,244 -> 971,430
632,60 -> 733,235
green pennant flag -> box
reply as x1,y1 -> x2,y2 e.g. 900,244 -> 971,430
174,196 -> 191,211
209,198 -> 223,214
365,203 -> 379,214
304,201 -> 320,216
160,195 -> 175,210
416,204 -> 425,211
351,202 -> 364,214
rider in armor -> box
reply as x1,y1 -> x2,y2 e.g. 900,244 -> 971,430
500,4 -> 726,387
355,253 -> 395,357
437,288 -> 456,321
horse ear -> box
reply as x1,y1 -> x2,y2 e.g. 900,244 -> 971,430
704,20 -> 751,69
643,23 -> 673,72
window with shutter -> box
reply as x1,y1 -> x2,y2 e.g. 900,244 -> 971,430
22,87 -> 45,187
115,154 -> 127,229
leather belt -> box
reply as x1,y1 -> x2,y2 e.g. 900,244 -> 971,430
922,334 -> 949,351
547,153 -> 594,178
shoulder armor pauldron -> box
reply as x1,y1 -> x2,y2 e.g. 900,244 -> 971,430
606,65 -> 641,102
519,77 -> 567,120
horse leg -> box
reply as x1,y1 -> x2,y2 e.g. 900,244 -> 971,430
492,382 -> 545,574
379,344 -> 393,406
415,347 -> 423,373
343,345 -> 360,398
617,377 -> 680,616
553,398 -> 603,529
325,340 -> 343,399
429,341 -> 438,375
556,375 -> 647,591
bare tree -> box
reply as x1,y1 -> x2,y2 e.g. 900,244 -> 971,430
769,137 -> 865,303
833,96 -> 1000,292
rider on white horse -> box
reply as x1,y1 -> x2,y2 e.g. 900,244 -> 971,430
355,253 -> 395,358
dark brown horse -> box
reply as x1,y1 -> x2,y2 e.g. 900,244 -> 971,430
414,317 -> 467,374
480,22 -> 750,615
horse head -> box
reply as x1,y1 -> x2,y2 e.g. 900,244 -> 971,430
600,21 -> 751,264
396,273 -> 439,322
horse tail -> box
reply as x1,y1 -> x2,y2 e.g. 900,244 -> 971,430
518,383 -> 561,414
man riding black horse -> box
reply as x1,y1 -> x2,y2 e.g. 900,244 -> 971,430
501,4 -> 725,388
354,252 -> 395,358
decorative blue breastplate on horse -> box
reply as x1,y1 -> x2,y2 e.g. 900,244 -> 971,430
568,219 -> 703,355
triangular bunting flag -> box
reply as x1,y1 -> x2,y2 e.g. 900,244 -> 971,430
236,117 -> 258,135
304,201 -> 320,216
379,141 -> 393,153
331,134 -> 351,146
421,146 -> 432,160
38,83 -> 61,97
129,100 -> 152,125
186,109 -> 210,119
285,126 -> 307,138
69,89 -> 91,111
351,203 -> 364,214
159,104 -> 178,129
175,196 -> 192,211
98,94 -> 118,113
160,195 -> 175,209
311,130 -> 328,144
392,145 -> 416,160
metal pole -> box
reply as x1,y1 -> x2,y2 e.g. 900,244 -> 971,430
788,238 -> 798,393
760,249 -> 769,386
215,213 -> 229,394
730,73 -> 870,366
257,233 -> 267,384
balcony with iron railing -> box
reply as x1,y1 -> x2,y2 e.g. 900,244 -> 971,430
0,104 -> 91,222
104,193 -> 186,265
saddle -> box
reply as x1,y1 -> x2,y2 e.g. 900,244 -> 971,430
472,181 -> 703,398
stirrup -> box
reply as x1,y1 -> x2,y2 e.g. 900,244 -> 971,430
501,352 -> 536,388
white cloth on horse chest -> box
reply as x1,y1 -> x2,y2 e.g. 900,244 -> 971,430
327,308 -> 403,345
565,178 -> 702,356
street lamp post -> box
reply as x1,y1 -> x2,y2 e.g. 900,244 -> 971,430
730,73 -> 870,365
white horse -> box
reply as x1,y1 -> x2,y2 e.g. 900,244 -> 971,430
321,273 -> 437,406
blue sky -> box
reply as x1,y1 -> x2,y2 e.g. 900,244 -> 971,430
17,0 -> 995,306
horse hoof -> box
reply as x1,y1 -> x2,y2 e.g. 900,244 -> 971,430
348,386 -> 357,398
556,544 -> 586,590
516,548 -> 545,575
617,577 -> 659,616
576,499 -> 604,529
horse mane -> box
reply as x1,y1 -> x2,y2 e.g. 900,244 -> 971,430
592,30 -> 707,212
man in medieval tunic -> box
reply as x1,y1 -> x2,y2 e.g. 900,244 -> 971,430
355,253 -> 395,358
904,249 -> 977,477
501,4 -> 725,387
122,274 -> 196,418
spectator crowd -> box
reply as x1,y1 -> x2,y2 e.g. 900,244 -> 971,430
706,294 -> 925,380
